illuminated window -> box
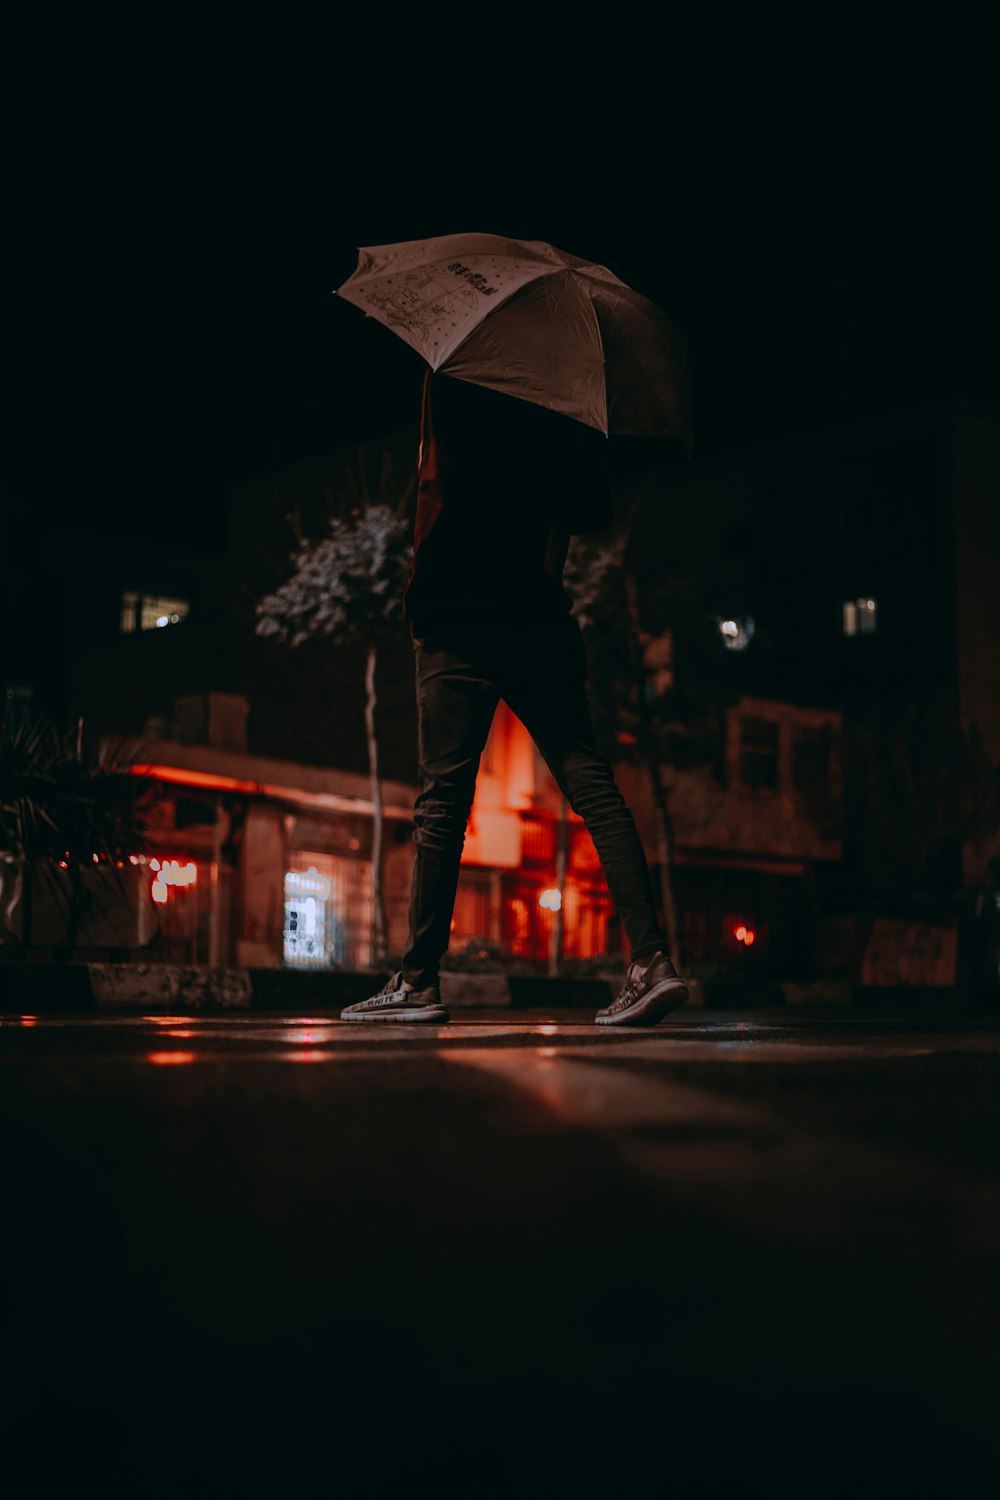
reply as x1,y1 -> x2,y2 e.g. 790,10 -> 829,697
740,716 -> 779,790
716,616 -> 755,652
120,592 -> 190,634
842,597 -> 877,636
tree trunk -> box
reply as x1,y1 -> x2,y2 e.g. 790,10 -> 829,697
548,792 -> 570,976
364,640 -> 389,967
623,571 -> 683,973
20,859 -> 33,952
1,858 -> 24,945
67,861 -> 82,960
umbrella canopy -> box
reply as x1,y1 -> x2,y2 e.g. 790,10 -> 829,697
336,232 -> 692,446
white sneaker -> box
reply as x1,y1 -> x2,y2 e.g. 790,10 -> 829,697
340,970 -> 449,1024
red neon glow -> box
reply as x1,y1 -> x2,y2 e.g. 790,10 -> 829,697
284,1028 -> 327,1045
147,1051 -> 196,1065
128,764 -> 412,821
734,924 -> 757,947
132,763 -> 265,795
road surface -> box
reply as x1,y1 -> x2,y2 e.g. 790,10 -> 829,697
2,1008 -> 998,1496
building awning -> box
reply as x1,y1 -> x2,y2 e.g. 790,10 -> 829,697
114,737 -> 417,822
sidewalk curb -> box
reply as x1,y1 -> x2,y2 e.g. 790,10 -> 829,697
0,963 -> 689,1013
0,964 -> 612,1013
1,963 -> 989,1015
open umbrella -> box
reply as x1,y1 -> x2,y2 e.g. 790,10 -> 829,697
335,232 -> 691,448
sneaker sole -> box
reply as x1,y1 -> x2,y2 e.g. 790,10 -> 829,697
595,978 -> 689,1026
339,1007 -> 450,1024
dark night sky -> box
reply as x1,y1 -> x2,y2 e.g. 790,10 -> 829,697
7,40 -> 996,561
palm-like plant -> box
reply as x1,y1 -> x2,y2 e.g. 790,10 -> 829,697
0,715 -> 152,953
255,446 -> 414,967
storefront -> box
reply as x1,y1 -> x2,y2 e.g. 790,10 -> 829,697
282,853 -> 374,970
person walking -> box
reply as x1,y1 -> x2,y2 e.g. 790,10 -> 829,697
340,371 -> 688,1027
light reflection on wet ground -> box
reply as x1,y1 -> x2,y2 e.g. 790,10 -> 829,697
2,1006 -> 999,1493
1,1009 -> 997,1063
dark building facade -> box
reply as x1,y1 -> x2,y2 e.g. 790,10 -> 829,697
4,401 -> 997,991
622,397 -> 999,991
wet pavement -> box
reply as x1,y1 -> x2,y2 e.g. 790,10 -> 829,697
2,1007 -> 999,1496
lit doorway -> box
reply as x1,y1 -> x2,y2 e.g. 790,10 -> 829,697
283,851 -> 374,969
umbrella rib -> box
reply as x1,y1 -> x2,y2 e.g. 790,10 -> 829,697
584,281 -> 609,435
441,267 -> 558,368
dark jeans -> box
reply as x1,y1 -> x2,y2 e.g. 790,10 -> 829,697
401,616 -> 668,988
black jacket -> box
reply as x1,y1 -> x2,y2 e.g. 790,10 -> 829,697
402,372 -> 613,637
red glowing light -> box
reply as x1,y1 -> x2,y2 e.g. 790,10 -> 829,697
147,1051 -> 196,1065
151,879 -> 168,903
734,924 -> 757,947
